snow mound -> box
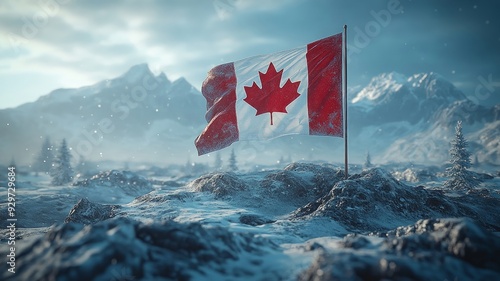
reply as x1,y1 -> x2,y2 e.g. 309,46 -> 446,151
261,163 -> 344,206
299,218 -> 500,281
189,172 -> 247,199
132,190 -> 192,204
7,217 -> 279,281
65,198 -> 119,224
73,170 -> 153,197
292,168 -> 500,232
190,163 -> 344,205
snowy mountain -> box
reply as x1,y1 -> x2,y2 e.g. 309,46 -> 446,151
350,72 -> 499,166
1,65 -> 498,167
0,63 -> 206,165
351,72 -> 468,126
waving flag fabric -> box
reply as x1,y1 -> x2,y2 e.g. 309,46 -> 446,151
195,33 -> 343,155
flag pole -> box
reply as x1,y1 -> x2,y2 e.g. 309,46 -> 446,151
343,25 -> 348,179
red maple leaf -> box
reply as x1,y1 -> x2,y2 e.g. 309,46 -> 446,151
243,62 -> 300,125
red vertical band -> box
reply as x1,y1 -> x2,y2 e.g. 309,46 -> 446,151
306,33 -> 343,137
195,63 -> 239,155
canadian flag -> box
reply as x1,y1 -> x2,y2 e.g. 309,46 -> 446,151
195,33 -> 343,155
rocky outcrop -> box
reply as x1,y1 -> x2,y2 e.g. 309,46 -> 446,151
299,218 -> 500,281
7,217 -> 279,281
65,198 -> 119,224
190,163 -> 344,205
239,214 -> 275,226
189,172 -> 247,199
260,163 -> 345,205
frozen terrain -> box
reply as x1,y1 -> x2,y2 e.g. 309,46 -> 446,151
1,163 -> 499,280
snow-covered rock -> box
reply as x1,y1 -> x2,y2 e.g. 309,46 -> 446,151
65,198 -> 119,224
239,214 -> 275,226
73,170 -> 153,197
190,163 -> 345,206
292,168 -> 500,232
189,172 -> 247,199
132,190 -> 192,204
6,217 -> 279,281
299,218 -> 500,281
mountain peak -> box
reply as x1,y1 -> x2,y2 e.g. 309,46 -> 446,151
120,63 -> 154,83
157,72 -> 168,81
407,72 -> 466,102
349,71 -> 473,126
352,72 -> 467,107
351,72 -> 407,106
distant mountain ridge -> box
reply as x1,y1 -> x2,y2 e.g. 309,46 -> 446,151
350,72 -> 499,165
352,72 -> 470,124
0,64 -> 498,167
0,64 -> 206,165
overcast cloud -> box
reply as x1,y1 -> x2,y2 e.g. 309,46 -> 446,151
1,0 -> 499,109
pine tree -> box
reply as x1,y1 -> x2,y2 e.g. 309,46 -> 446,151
51,139 -> 74,185
228,148 -> 238,171
34,137 -> 54,174
364,151 -> 373,169
214,152 -> 223,171
444,121 -> 481,190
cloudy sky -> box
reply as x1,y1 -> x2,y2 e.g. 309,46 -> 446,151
1,0 -> 499,109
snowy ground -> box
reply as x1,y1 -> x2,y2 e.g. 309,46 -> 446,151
1,163 -> 499,280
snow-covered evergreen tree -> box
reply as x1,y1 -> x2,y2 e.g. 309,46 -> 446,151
33,137 -> 54,174
214,152 -> 223,171
51,139 -> 74,185
444,121 -> 481,190
228,148 -> 238,171
364,151 -> 373,169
